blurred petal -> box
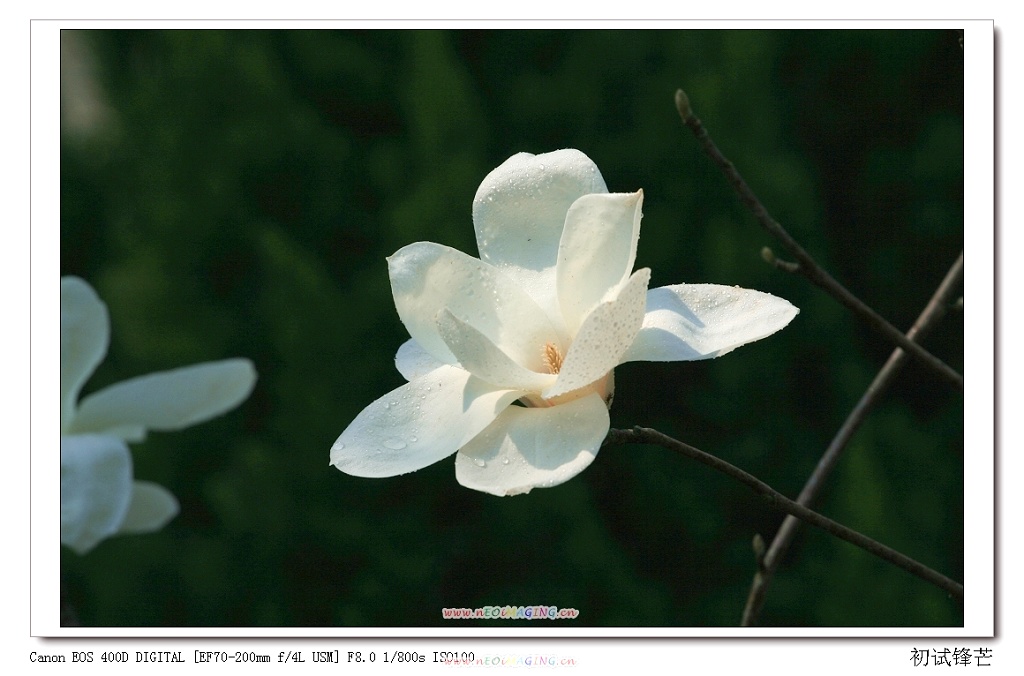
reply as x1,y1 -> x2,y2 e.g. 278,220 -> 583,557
455,393 -> 609,496
98,423 -> 148,443
545,268 -> 650,399
70,358 -> 257,437
621,284 -> 799,363
388,242 -> 564,369
437,309 -> 557,391
60,277 -> 109,431
331,365 -> 523,478
60,434 -> 132,554
472,149 -> 608,319
395,338 -> 449,381
557,191 -> 643,334
118,481 -> 179,534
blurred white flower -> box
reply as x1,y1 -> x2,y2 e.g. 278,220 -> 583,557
331,149 -> 797,496
60,276 -> 257,553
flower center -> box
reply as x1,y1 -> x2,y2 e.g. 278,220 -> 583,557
542,342 -> 564,374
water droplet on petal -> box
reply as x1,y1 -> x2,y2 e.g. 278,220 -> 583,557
335,442 -> 345,450
383,438 -> 407,450
501,457 -> 510,465
473,458 -> 486,467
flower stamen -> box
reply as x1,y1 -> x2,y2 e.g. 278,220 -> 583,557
542,342 -> 564,374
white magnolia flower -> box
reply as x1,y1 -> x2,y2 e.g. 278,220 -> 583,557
331,149 -> 797,496
61,276 -> 257,553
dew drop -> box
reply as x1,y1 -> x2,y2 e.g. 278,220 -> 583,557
409,435 -> 418,443
335,442 -> 345,451
473,458 -> 487,467
501,457 -> 510,465
383,438 -> 407,450
383,402 -> 391,410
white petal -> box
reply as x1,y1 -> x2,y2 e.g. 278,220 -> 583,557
331,365 -> 523,478
388,242 -> 564,370
437,309 -> 557,391
472,149 -> 608,320
620,284 -> 799,363
69,359 -> 257,438
545,268 -> 651,399
95,423 -> 147,443
455,393 -> 609,496
395,338 -> 449,381
557,191 -> 644,334
60,277 -> 109,431
60,434 -> 133,554
118,481 -> 179,534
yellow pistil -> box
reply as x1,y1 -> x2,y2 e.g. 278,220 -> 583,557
542,342 -> 564,374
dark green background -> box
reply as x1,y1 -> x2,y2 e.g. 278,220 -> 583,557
60,29 -> 964,627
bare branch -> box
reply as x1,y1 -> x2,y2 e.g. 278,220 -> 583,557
675,89 -> 963,391
740,252 -> 964,625
604,426 -> 964,605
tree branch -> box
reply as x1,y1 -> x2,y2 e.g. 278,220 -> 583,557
740,251 -> 964,625
675,88 -> 964,391
603,426 -> 964,605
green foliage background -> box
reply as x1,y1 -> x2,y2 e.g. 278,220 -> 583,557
60,29 -> 964,627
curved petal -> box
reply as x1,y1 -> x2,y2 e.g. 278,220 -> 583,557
69,359 -> 257,438
437,309 -> 557,392
388,242 -> 564,370
60,434 -> 133,554
557,190 -> 644,334
60,277 -> 109,431
620,284 -> 799,363
395,338 -> 449,381
472,149 -> 608,320
455,393 -> 609,496
118,481 -> 179,534
93,423 -> 147,443
545,268 -> 651,399
331,365 -> 523,478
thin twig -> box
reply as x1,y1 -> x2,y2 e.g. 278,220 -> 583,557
761,246 -> 800,273
603,426 -> 964,604
740,252 -> 965,625
675,89 -> 964,391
